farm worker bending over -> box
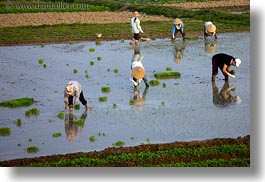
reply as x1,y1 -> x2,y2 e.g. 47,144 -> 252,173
171,18 -> 185,40
64,81 -> 89,111
130,11 -> 144,42
204,21 -> 217,40
212,53 -> 241,82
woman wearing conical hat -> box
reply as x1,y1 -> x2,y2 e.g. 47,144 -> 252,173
172,18 -> 185,40
204,21 -> 217,40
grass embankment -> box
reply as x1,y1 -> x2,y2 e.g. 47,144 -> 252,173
0,0 -> 249,45
0,135 -> 250,167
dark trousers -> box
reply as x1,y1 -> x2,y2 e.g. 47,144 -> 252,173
68,91 -> 87,106
173,30 -> 185,39
133,77 -> 149,87
212,58 -> 228,81
133,33 -> 141,41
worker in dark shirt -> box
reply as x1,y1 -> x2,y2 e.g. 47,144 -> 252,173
212,53 -> 241,81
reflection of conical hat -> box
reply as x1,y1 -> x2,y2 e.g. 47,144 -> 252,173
208,44 -> 216,54
173,18 -> 182,25
207,24 -> 216,33
132,66 -> 145,79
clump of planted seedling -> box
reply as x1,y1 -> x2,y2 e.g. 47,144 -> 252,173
89,135 -> 95,142
162,83 -> 167,88
90,61 -> 94,66
74,104 -> 80,110
166,66 -> 172,71
89,48 -> 95,52
84,69 -> 90,78
97,56 -> 102,61
113,140 -> 125,147
154,72 -> 181,79
25,108 -> 40,117
101,86 -> 110,93
113,103 -> 118,109
73,118 -> 85,126
73,69 -> 78,74
16,118 -> 22,127
38,59 -> 44,64
0,97 -> 34,108
120,39 -> 125,43
129,100 -> 135,105
114,68 -> 119,74
149,80 -> 160,86
43,64 -> 47,68
99,96 -> 107,102
57,112 -> 64,120
52,132 -> 62,138
69,41 -> 75,45
26,146 -> 39,153
0,127 -> 11,136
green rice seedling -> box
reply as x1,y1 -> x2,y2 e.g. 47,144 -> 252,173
129,100 -> 135,105
114,68 -> 119,74
26,146 -> 39,153
89,136 -> 95,142
151,37 -> 156,40
99,96 -> 107,102
161,101 -> 165,106
69,41 -> 74,45
113,103 -> 118,109
0,127 -> 11,136
107,68 -> 110,72
57,112 -> 64,120
66,63 -> 69,66
25,108 -> 40,117
40,44 -> 45,48
28,138 -> 32,142
130,136 -> 135,140
0,97 -> 34,108
73,119 -> 85,126
149,80 -> 160,86
185,36 -> 198,40
166,66 -> 172,71
89,48 -> 95,52
95,41 -> 102,46
16,118 -> 22,127
74,104 -> 80,110
17,143 -> 21,146
162,83 -> 167,88
113,140 -> 125,147
154,72 -> 181,79
73,69 -> 78,74
90,61 -> 94,66
85,73 -> 90,78
52,132 -> 62,138
38,59 -> 44,64
120,39 -> 125,43
43,64 -> 47,68
101,86 -> 110,93
97,56 -> 102,61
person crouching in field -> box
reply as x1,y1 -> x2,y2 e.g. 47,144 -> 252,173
212,53 -> 241,82
204,21 -> 217,40
171,18 -> 185,40
64,81 -> 89,111
130,45 -> 149,88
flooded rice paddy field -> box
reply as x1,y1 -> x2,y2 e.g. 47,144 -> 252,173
0,32 -> 250,161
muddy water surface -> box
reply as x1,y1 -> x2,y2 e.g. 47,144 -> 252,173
0,32 -> 250,161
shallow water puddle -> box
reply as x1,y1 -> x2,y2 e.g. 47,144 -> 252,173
0,33 -> 250,161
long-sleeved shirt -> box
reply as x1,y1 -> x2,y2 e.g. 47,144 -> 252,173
64,80 -> 82,105
131,17 -> 143,34
172,23 -> 184,36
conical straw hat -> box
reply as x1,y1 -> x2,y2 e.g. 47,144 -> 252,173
173,18 -> 182,25
132,66 -> 145,79
207,24 -> 216,33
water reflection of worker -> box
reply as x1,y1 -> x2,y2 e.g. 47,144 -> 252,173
204,39 -> 217,54
130,87 -> 149,110
212,81 -> 241,107
64,111 -> 87,142
130,45 -> 150,88
173,41 -> 186,64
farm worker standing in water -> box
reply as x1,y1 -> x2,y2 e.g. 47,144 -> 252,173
64,81 -> 89,111
204,21 -> 217,40
130,11 -> 144,42
171,18 -> 185,40
212,53 -> 241,82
